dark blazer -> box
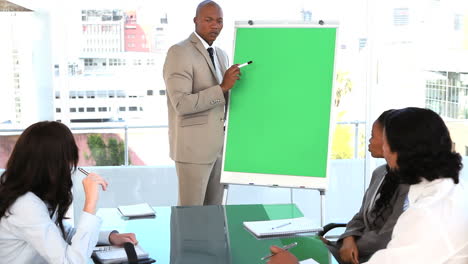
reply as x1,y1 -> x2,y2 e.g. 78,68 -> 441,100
327,165 -> 410,263
163,33 -> 229,164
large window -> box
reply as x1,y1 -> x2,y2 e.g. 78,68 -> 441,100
425,71 -> 468,119
0,0 -> 373,167
367,0 -> 468,159
1,1 -> 467,223
1,1 -> 468,242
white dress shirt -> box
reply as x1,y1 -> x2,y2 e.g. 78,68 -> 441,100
194,31 -> 226,83
366,172 -> 386,216
0,192 -> 112,264
365,178 -> 468,264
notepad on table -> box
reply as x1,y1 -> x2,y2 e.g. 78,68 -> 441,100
92,244 -> 149,264
243,217 -> 322,238
299,258 -> 319,264
117,203 -> 156,218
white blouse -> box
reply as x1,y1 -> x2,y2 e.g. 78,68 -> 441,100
0,192 -> 112,264
365,178 -> 468,264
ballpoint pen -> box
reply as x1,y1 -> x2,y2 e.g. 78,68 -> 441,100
271,222 -> 292,230
78,167 -> 89,175
261,242 -> 298,261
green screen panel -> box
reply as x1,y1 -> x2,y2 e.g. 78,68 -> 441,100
224,27 -> 336,178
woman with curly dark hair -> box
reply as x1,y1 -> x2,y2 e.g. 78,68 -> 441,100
365,107 -> 467,263
0,121 -> 137,263
268,110 -> 410,264
331,109 -> 410,264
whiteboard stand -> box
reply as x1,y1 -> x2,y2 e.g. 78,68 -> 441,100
221,20 -> 338,229
290,188 -> 293,204
319,189 -> 326,226
222,184 -> 229,205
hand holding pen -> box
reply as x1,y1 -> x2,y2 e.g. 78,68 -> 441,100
78,167 -> 108,214
220,60 -> 253,92
262,242 -> 298,262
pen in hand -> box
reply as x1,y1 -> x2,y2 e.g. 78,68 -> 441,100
238,60 -> 253,68
78,167 -> 89,175
78,167 -> 108,190
261,242 -> 298,261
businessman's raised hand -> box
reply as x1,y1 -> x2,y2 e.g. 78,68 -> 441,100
220,64 -> 241,92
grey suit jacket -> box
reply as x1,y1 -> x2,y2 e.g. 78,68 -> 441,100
327,165 -> 409,263
163,33 -> 229,164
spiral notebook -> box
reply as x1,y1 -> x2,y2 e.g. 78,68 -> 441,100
92,244 -> 149,264
243,217 -> 322,238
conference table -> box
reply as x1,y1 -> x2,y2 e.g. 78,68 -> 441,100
96,204 -> 328,264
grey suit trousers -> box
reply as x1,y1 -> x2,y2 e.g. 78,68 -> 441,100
175,151 -> 225,206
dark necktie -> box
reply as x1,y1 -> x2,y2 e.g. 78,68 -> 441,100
207,47 -> 216,69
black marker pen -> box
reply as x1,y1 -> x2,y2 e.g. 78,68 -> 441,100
238,61 -> 253,68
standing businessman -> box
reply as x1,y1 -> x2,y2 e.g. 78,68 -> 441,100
163,1 -> 240,206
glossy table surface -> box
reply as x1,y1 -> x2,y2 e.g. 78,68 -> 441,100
97,204 -> 328,264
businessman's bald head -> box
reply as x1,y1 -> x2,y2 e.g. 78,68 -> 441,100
194,1 -> 223,45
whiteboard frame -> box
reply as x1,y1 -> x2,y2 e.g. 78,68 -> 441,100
221,20 -> 340,190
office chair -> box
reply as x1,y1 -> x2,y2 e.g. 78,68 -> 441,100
318,223 -> 347,264
318,223 -> 347,238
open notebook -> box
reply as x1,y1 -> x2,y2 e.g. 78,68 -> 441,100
92,244 -> 149,264
117,203 -> 156,218
243,217 -> 322,238
300,258 -> 319,264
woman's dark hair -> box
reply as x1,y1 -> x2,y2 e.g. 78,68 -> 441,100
385,107 -> 462,185
369,109 -> 398,229
376,109 -> 395,127
370,167 -> 400,229
0,121 -> 78,236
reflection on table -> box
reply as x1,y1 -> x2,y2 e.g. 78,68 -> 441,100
96,204 -> 328,264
